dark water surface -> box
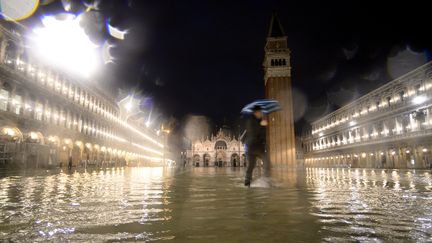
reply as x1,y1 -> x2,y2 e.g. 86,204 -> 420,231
1,167 -> 431,242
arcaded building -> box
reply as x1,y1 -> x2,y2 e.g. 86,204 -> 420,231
302,61 -> 432,169
0,23 -> 165,167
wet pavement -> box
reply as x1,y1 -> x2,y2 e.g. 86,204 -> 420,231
1,166 -> 432,242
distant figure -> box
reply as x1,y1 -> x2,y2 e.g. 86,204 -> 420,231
244,105 -> 270,187
68,156 -> 73,169
86,154 -> 90,167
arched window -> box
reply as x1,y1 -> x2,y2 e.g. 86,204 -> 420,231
215,140 -> 227,150
59,109 -> 66,127
5,41 -> 17,63
52,106 -> 59,125
78,116 -> 83,132
271,59 -> 275,66
41,103 -> 52,122
283,59 -> 287,66
80,90 -> 85,106
0,83 -> 11,111
62,79 -> 69,96
69,83 -> 74,99
34,100 -> 43,120
12,93 -> 22,115
399,90 -> 405,101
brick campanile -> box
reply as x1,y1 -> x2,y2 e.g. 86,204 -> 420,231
263,13 -> 296,167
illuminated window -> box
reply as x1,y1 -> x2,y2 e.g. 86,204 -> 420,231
52,108 -> 59,125
69,85 -> 75,99
55,80 -> 61,92
80,91 -> 85,105
35,102 -> 43,120
62,81 -> 69,95
0,89 -> 9,111
399,91 -> 405,101
12,95 -> 22,115
75,88 -> 80,102
416,84 -> 421,95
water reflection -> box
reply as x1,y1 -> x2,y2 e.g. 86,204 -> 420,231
0,167 -> 175,241
306,168 -> 432,242
0,167 -> 431,242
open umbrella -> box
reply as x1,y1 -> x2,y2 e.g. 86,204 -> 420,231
241,99 -> 281,114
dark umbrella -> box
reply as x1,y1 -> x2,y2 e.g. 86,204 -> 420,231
240,99 -> 281,114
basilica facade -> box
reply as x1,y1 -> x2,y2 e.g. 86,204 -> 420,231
186,129 -> 246,167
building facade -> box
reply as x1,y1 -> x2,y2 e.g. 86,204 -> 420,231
186,129 -> 246,167
0,23 -> 165,167
302,61 -> 432,169
264,13 -> 296,167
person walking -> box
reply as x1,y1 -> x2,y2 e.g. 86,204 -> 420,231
244,105 -> 271,187
68,155 -> 73,170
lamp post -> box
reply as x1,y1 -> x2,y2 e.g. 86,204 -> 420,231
161,126 -> 170,166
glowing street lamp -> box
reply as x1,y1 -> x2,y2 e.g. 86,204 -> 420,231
160,126 -> 171,165
28,13 -> 99,77
118,95 -> 141,121
412,95 -> 427,105
125,102 -> 133,112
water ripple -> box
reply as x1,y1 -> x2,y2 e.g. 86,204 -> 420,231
0,167 -> 431,241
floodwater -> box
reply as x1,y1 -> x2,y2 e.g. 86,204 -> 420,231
0,166 -> 432,242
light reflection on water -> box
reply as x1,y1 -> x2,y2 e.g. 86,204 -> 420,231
0,167 -> 431,242
306,168 -> 432,242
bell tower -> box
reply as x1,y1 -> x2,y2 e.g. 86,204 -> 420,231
264,12 -> 296,168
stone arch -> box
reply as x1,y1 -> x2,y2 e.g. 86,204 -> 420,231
214,140 -> 227,150
0,126 -> 23,142
193,154 -> 201,167
25,131 -> 44,144
203,153 -> 211,167
1,81 -> 12,92
231,153 -> 240,167
215,151 -> 226,167
83,143 -> 92,162
46,135 -> 60,146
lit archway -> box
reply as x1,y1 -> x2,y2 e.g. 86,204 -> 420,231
25,131 -> 44,144
193,154 -> 200,167
231,153 -> 240,167
0,126 -> 23,142
203,153 -> 211,167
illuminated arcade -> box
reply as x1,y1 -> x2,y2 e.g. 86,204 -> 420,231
302,62 -> 432,168
0,14 -> 168,167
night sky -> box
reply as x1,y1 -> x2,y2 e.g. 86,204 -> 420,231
26,0 -> 432,137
